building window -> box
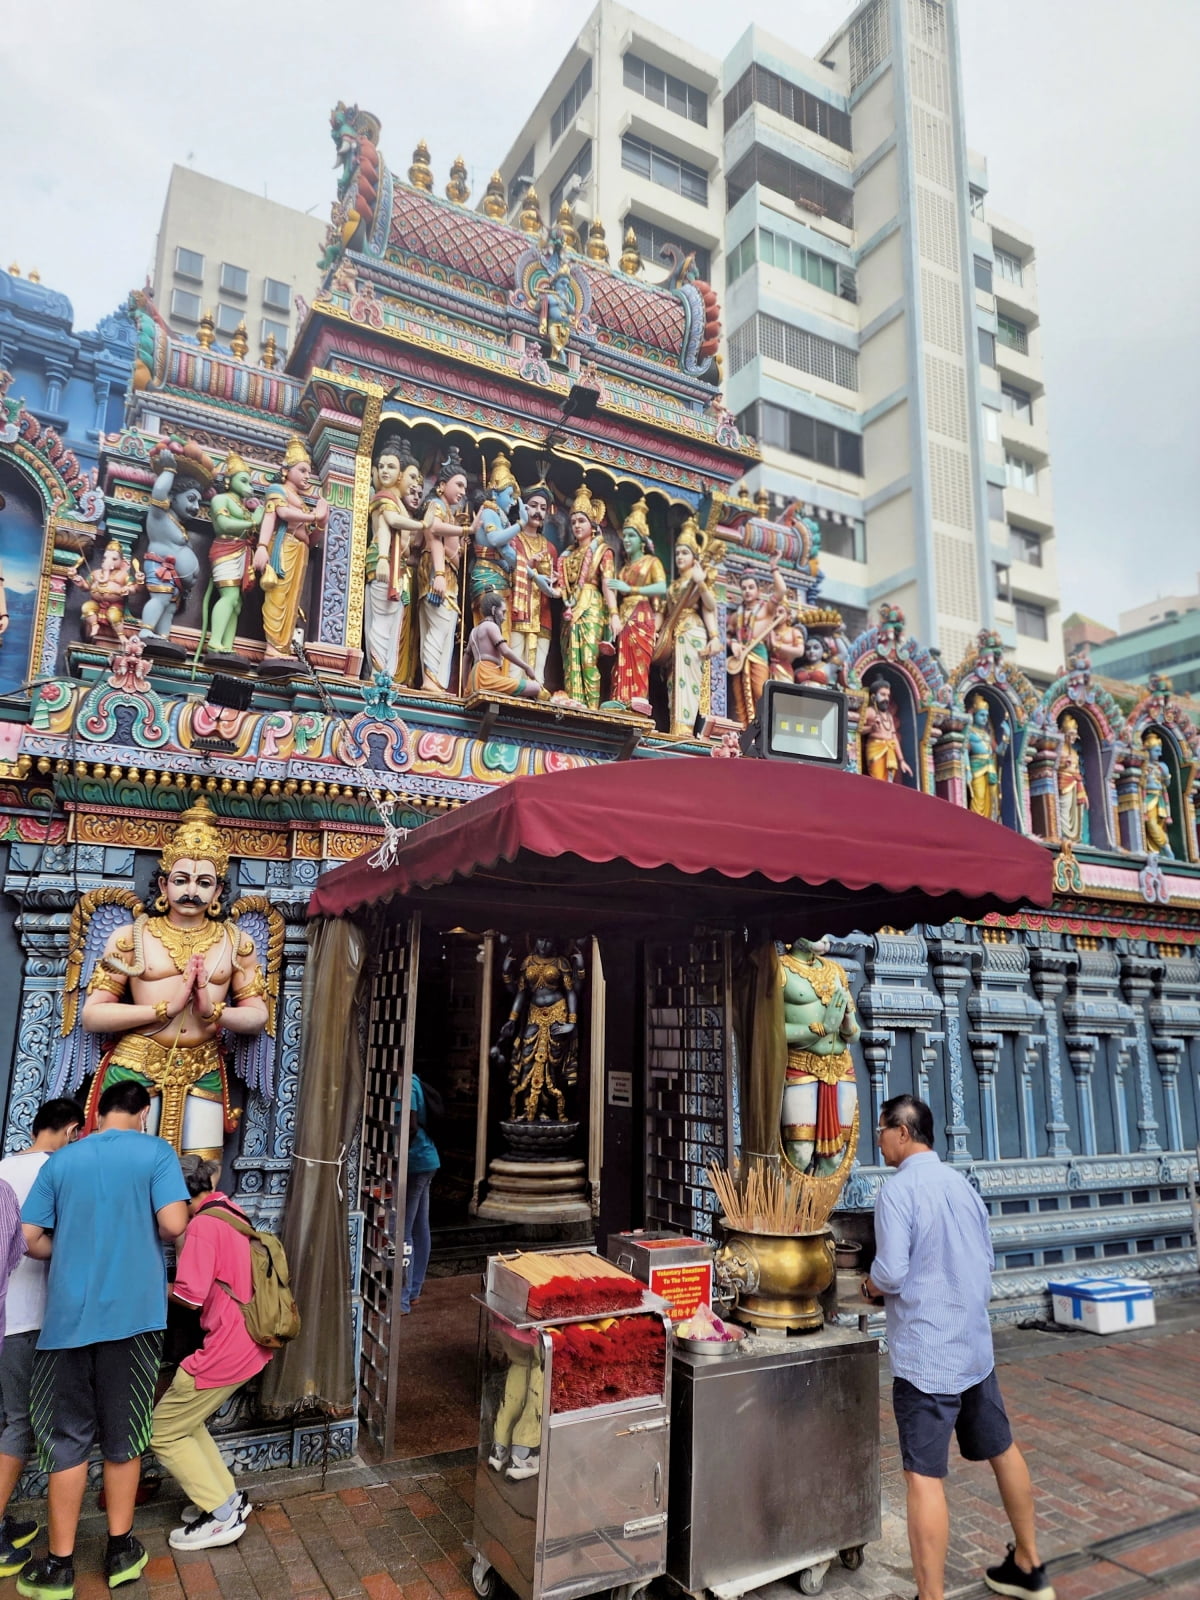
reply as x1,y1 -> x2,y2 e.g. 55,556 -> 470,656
170,288 -> 201,322
984,407 -> 1000,443
1005,450 -> 1038,494
759,229 -> 838,293
508,147 -> 535,208
978,328 -> 996,368
726,145 -> 853,228
550,142 -> 593,221
973,255 -> 993,293
987,483 -> 1005,521
997,313 -> 1029,354
623,51 -> 707,126
1009,525 -> 1042,567
1015,599 -> 1049,641
219,263 -> 248,296
729,312 -> 858,389
174,247 -> 204,281
261,317 -> 289,347
215,304 -> 244,335
624,216 -> 710,281
1001,384 -> 1033,424
722,64 -> 851,149
551,59 -> 592,145
263,278 -> 290,311
727,231 -> 757,283
995,247 -> 1024,285
969,186 -> 985,219
735,400 -> 862,475
621,133 -> 708,205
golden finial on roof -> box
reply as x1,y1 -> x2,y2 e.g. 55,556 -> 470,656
260,333 -> 278,371
196,309 -> 216,350
482,170 -> 506,220
619,227 -> 642,276
556,203 -> 581,253
754,487 -> 770,518
446,155 -> 470,205
518,186 -> 543,236
230,319 -> 249,361
586,218 -> 609,263
409,139 -> 433,191
27,269 -> 40,283
7,265 -> 18,277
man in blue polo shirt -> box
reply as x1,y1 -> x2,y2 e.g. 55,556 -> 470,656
863,1094 -> 1054,1600
18,1081 -> 189,1600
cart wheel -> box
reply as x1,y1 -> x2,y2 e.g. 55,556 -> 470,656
839,1546 -> 864,1572
795,1562 -> 829,1596
471,1555 -> 496,1599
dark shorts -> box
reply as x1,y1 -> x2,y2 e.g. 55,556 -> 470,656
893,1369 -> 1014,1478
30,1331 -> 163,1474
0,1329 -> 37,1458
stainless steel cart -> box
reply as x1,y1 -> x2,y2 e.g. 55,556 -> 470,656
470,1292 -> 673,1600
668,1326 -> 880,1598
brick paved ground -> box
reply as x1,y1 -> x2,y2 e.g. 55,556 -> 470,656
1,1294 -> 1197,1600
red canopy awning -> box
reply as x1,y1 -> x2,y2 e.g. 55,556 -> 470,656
308,759 -> 1052,939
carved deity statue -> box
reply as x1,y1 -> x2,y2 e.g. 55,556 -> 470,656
471,453 -> 526,628
466,593 -> 548,701
859,677 -> 912,782
509,482 -> 556,678
204,452 -> 263,661
63,799 -> 278,1156
654,516 -> 721,739
253,436 -> 329,668
364,440 -> 423,684
417,447 -> 468,695
1142,730 -> 1174,857
549,488 -> 616,711
1056,713 -> 1090,844
780,938 -> 860,1177
794,634 -> 833,686
604,499 -> 667,717
140,442 -> 212,658
491,938 -> 584,1123
72,541 -> 142,643
726,558 -> 785,725
966,693 -> 1011,820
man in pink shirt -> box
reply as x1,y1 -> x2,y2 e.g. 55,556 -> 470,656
149,1158 -> 272,1551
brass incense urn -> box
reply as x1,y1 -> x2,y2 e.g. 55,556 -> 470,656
715,1225 -> 837,1334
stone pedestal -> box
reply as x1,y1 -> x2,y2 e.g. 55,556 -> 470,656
476,1120 -> 591,1222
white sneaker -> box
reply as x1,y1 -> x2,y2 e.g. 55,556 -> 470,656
506,1448 -> 540,1481
487,1444 -> 510,1472
169,1498 -> 248,1551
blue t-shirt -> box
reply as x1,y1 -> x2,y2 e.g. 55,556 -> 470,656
408,1078 -> 440,1175
22,1129 -> 189,1350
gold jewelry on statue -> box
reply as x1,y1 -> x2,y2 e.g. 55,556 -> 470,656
154,1000 -> 170,1025
810,1021 -> 826,1037
152,917 -> 225,974
210,1001 -> 226,1026
235,970 -> 268,1001
158,798 -> 230,879
205,896 -> 223,919
154,894 -> 169,914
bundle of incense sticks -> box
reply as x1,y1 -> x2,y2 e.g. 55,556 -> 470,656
501,1251 -> 645,1317
708,1159 -> 838,1235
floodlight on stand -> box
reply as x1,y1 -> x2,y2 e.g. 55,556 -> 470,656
204,674 -> 255,711
561,383 -> 599,421
738,680 -> 847,765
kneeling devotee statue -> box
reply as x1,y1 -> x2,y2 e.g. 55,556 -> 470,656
77,801 -> 270,1155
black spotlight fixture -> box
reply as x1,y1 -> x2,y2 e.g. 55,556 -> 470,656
545,383 -> 601,452
739,680 -> 848,764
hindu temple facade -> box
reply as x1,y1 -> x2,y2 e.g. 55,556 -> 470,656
0,108 -> 1196,1469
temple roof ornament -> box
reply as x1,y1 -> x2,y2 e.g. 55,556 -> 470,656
482,171 -> 506,220
445,156 -> 470,205
408,139 -> 433,192
619,227 -> 642,276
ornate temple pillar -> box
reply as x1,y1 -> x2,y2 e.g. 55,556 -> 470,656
1119,954 -> 1164,1154
929,936 -> 978,1164
1026,733 -> 1060,841
1030,947 -> 1078,1158
1150,1036 -> 1186,1153
4,905 -> 72,1152
1110,1043 -> 1132,1155
860,1029 -> 894,1136
1017,1037 -> 1044,1160
967,1031 -> 1002,1160
44,362 -> 70,414
1115,756 -> 1146,853
305,381 -> 384,676
931,717 -> 967,807
1065,1034 -> 1099,1156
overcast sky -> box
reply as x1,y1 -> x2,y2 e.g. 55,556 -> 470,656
3,0 -> 1196,632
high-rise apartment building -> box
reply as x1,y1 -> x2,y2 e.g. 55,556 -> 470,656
497,0 -> 1062,681
151,166 -> 326,362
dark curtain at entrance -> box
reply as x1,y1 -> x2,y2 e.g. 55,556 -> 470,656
732,939 -> 786,1166
260,916 -> 368,1419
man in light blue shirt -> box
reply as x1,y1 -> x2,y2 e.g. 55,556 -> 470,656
863,1095 -> 1054,1600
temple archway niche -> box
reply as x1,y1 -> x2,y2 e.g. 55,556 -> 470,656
1142,723 -> 1187,860
966,686 -> 1021,830
860,664 -> 920,790
0,461 -> 49,696
1057,708 -> 1111,849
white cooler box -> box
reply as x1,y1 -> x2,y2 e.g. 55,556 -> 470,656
1047,1277 -> 1156,1335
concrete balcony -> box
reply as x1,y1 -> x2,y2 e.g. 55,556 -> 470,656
994,276 -> 1039,322
1003,483 -> 1054,535
1000,413 -> 1050,463
1009,556 -> 1060,605
996,342 -> 1041,390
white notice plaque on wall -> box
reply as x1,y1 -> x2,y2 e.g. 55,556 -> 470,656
608,1071 -> 634,1107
